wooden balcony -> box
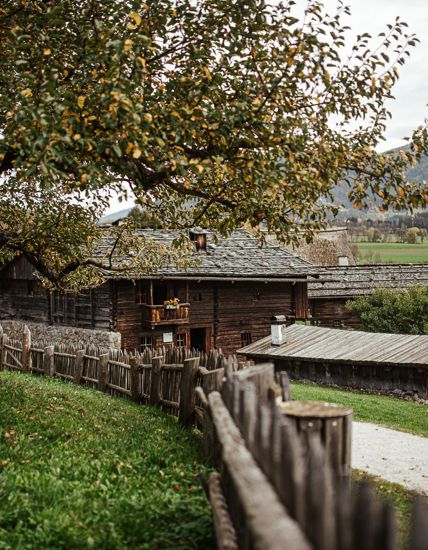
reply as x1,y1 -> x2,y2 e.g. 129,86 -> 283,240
141,303 -> 190,327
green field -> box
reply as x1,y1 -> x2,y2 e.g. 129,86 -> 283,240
0,372 -> 214,550
356,242 -> 428,264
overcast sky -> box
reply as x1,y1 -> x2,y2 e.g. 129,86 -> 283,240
105,0 -> 428,214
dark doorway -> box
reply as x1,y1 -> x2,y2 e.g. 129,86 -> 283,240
190,327 -> 206,351
153,283 -> 168,305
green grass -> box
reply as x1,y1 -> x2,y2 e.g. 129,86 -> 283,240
291,381 -> 428,437
356,242 -> 428,264
0,371 -> 214,550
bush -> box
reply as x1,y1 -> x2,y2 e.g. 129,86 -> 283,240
347,285 -> 428,334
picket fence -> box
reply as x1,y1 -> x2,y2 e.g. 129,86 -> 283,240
0,324 -> 427,550
0,324 -> 235,427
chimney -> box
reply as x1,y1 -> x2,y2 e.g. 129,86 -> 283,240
189,228 -> 207,253
271,315 -> 287,346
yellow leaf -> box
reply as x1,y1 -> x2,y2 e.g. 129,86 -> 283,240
123,39 -> 133,52
73,134 -> 81,141
143,113 -> 152,123
133,147 -> 142,159
43,48 -> 51,56
22,88 -> 32,97
129,12 -> 142,27
137,57 -> 146,69
77,96 -> 85,109
397,187 -> 405,197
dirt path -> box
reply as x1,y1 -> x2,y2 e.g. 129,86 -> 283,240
352,422 -> 428,495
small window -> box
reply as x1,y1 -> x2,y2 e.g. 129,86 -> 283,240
241,332 -> 252,347
338,256 -> 350,266
135,282 -> 147,304
176,333 -> 186,348
193,293 -> 203,302
140,335 -> 153,351
333,320 -> 342,328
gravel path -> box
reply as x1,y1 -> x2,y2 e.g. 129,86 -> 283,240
352,422 -> 428,495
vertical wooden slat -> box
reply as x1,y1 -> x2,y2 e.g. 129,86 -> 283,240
74,349 -> 85,384
43,345 -> 55,377
22,325 -> 31,372
179,356 -> 200,428
130,356 -> 141,402
150,355 -> 163,406
98,353 -> 109,392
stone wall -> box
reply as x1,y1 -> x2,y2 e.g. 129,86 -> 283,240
0,320 -> 121,349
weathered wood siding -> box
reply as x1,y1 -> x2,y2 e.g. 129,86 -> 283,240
0,280 -> 49,323
114,280 -> 298,354
267,357 -> 428,399
309,297 -> 361,328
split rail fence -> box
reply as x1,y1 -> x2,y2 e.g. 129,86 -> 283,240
0,324 -> 427,549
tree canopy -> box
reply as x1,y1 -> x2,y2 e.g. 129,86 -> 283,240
347,286 -> 428,335
0,0 -> 427,287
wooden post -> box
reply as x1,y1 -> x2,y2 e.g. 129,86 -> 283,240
130,356 -> 141,402
179,356 -> 200,428
98,353 -> 109,393
278,400 -> 353,480
279,371 -> 291,402
150,355 -> 163,406
43,346 -> 55,377
0,326 -> 5,372
22,325 -> 31,372
74,350 -> 85,385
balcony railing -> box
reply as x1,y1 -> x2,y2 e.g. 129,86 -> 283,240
141,303 -> 190,327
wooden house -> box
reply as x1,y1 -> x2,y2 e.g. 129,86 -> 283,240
308,264 -> 428,328
0,229 -> 317,354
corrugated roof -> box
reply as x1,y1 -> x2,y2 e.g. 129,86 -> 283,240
309,264 -> 428,298
97,229 -> 318,279
238,324 -> 428,366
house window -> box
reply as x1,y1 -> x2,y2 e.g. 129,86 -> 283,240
140,335 -> 153,351
193,293 -> 203,302
241,332 -> 252,347
333,320 -> 342,328
176,333 -> 186,348
135,282 -> 147,304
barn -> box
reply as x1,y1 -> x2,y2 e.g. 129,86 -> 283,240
308,264 -> 428,328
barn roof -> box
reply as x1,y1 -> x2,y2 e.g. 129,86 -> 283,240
238,324 -> 428,367
97,229 -> 318,280
308,264 -> 428,299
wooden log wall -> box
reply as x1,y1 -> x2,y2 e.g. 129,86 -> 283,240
114,280 -> 296,354
272,358 -> 428,400
309,297 -> 361,329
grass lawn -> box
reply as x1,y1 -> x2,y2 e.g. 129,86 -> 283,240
356,242 -> 428,264
0,371 -> 214,550
291,381 -> 428,437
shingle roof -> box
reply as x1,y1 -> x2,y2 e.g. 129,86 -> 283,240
308,264 -> 428,298
238,324 -> 428,367
97,229 -> 318,279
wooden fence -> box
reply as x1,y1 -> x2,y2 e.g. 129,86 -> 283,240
1,324 -> 427,549
199,363 -> 428,550
0,324 -> 235,427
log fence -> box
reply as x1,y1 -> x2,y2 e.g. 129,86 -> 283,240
0,324 -> 427,549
